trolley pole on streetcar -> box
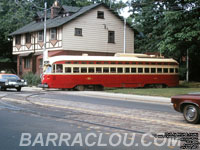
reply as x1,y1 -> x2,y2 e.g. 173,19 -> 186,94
43,2 -> 48,68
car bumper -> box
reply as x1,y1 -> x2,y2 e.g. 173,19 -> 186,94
1,82 -> 27,88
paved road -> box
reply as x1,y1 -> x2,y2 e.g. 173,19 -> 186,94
0,101 -> 179,150
0,88 -> 199,149
40,92 -> 175,113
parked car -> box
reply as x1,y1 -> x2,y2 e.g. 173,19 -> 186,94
171,94 -> 200,124
0,73 -> 27,92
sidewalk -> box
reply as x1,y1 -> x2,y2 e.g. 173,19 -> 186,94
22,87 -> 171,104
66,91 -> 171,104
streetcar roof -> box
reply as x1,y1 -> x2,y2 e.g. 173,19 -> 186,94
48,55 -> 178,64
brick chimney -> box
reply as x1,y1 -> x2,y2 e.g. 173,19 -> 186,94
51,0 -> 60,19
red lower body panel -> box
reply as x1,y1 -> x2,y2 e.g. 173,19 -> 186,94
42,74 -> 179,89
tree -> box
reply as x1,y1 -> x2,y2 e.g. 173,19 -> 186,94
129,0 -> 200,81
0,0 -> 35,62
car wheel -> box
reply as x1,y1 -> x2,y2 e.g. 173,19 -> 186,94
16,87 -> 21,92
183,105 -> 200,124
1,88 -> 6,91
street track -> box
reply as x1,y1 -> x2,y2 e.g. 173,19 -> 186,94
1,90 -> 200,135
0,91 -> 147,134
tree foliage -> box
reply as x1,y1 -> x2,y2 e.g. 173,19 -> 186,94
129,0 -> 200,81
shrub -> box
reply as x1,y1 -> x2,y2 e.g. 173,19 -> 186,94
22,72 -> 41,86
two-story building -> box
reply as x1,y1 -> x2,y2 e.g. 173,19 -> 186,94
10,1 -> 134,76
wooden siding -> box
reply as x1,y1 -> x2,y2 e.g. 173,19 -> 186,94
12,27 -> 63,54
62,6 -> 134,54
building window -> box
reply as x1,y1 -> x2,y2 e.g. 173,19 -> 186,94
38,31 -> 43,41
50,28 -> 57,40
108,31 -> 115,43
24,58 -> 30,69
39,59 -> 43,68
15,35 -> 21,45
97,11 -> 104,19
75,28 -> 82,36
25,33 -> 31,44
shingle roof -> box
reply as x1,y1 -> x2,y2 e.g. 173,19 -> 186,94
62,5 -> 80,13
10,3 -> 135,36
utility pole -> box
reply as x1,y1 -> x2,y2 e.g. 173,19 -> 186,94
123,18 -> 126,54
186,49 -> 189,82
43,2 -> 48,67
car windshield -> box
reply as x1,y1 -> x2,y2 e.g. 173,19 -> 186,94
2,75 -> 20,80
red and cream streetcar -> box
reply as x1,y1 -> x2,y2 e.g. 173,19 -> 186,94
41,53 -> 179,90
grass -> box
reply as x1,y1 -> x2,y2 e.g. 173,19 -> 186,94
105,81 -> 200,97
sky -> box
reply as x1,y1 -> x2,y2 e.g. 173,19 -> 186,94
117,0 -> 132,18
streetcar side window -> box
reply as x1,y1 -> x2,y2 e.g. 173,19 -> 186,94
89,67 -> 95,73
164,68 -> 168,73
110,67 -> 116,73
175,68 -> 179,73
125,68 -> 130,73
56,64 -> 63,73
138,68 -> 143,73
117,68 -> 123,73
96,67 -> 102,73
170,68 -> 174,73
157,68 -> 162,73
131,68 -> 136,73
144,68 -> 149,73
65,67 -> 71,73
103,67 -> 109,73
81,67 -> 87,73
73,67 -> 79,73
151,68 -> 156,73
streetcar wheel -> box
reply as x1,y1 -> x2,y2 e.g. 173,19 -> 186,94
94,85 -> 104,91
183,105 -> 200,124
76,85 -> 85,91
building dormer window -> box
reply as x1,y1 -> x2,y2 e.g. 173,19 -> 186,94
75,28 -> 82,36
38,31 -> 43,41
15,35 -> 21,45
97,11 -> 104,19
25,33 -> 31,43
50,28 -> 57,40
